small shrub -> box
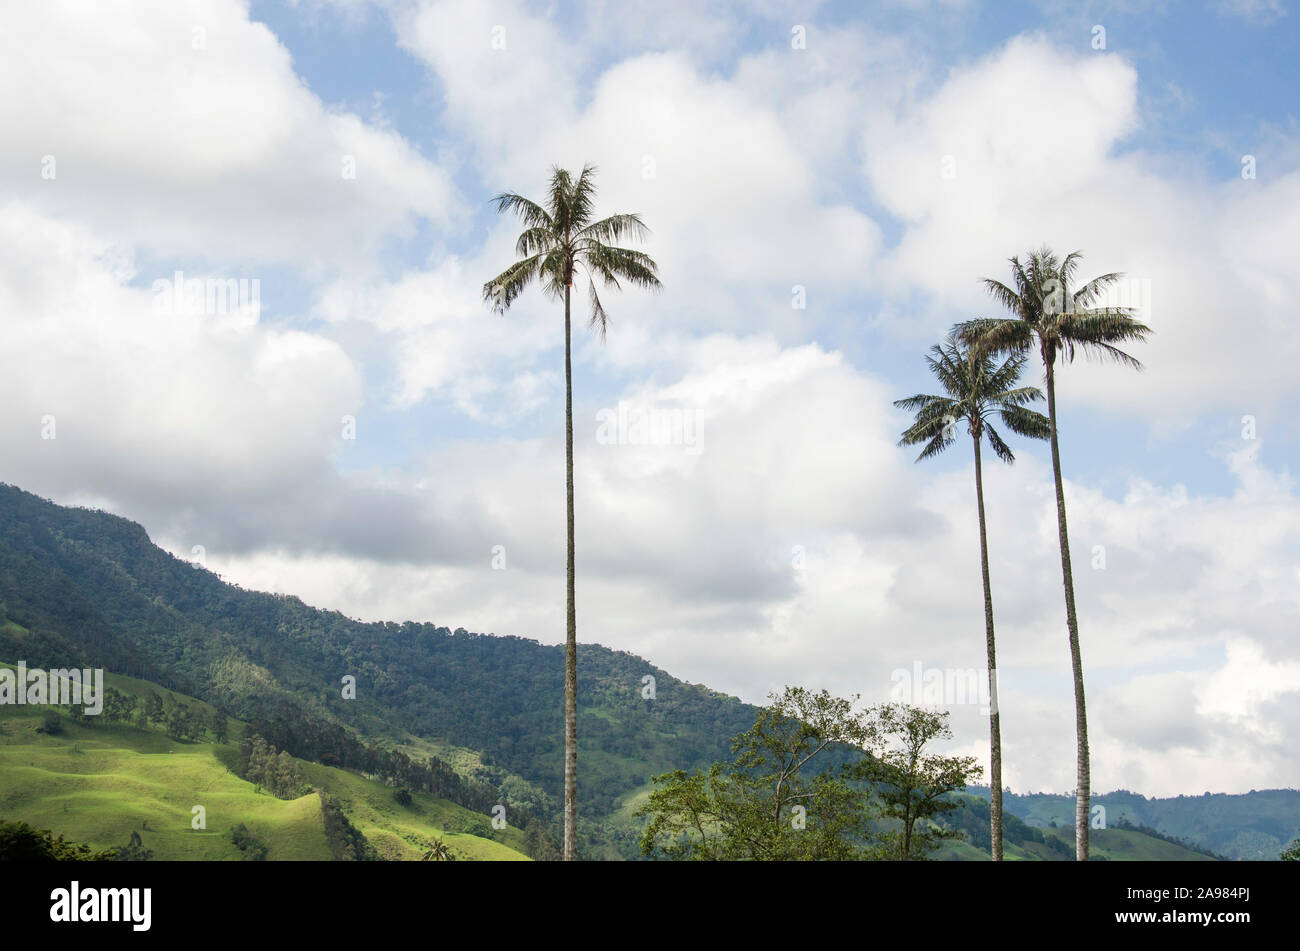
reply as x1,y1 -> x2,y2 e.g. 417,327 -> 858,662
38,711 -> 63,735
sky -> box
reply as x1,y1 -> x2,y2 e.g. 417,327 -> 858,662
2,0 -> 1298,798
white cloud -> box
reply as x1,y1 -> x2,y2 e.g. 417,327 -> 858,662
0,0 -> 458,275
315,255 -> 560,420
0,202 -> 361,505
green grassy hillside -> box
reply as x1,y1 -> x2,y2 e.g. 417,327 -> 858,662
0,664 -> 528,861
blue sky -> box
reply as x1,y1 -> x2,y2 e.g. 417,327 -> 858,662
2,0 -> 1299,797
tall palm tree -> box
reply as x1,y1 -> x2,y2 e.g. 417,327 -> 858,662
483,164 -> 661,860
895,332 -> 1050,861
959,248 -> 1152,860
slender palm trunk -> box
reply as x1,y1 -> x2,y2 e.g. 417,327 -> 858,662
972,433 -> 1003,861
1044,354 -> 1090,861
563,284 -> 578,861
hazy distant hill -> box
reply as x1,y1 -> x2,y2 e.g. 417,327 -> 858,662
963,786 -> 1300,860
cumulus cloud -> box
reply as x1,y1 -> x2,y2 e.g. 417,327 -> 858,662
0,202 -> 361,513
0,0 -> 459,275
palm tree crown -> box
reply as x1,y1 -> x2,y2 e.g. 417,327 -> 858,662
895,334 -> 1050,461
957,246 -> 1151,368
482,163 -> 661,335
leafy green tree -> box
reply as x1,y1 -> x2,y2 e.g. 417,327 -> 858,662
0,819 -> 117,861
212,711 -> 228,744
106,688 -> 136,724
895,332 -> 1049,860
637,687 -> 883,860
112,830 -> 153,862
38,710 -> 63,734
854,704 -> 982,860
74,702 -> 98,728
142,691 -> 164,727
272,750 -> 301,798
523,819 -> 561,861
165,703 -> 193,740
229,823 -> 268,860
483,164 -> 661,860
393,787 -> 413,807
960,248 -> 1151,861
1281,837 -> 1300,861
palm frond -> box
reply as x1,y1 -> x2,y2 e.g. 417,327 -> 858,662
923,347 -> 966,399
989,384 -> 1044,408
897,396 -> 961,449
539,258 -> 570,299
491,192 -> 553,231
914,429 -> 953,462
547,166 -> 574,234
998,403 -> 1052,442
893,393 -> 949,413
958,317 -> 1033,358
1058,310 -> 1152,369
588,270 -> 609,342
577,213 -> 649,245
984,422 -> 1016,464
569,162 -> 599,231
515,225 -> 557,257
1071,271 -> 1123,308
1058,250 -> 1082,290
981,279 -> 1026,320
584,243 -> 662,290
482,254 -> 544,312
983,350 -> 1032,395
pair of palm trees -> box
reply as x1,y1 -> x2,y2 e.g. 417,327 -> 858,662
896,251 -> 1152,860
483,164 -> 1151,862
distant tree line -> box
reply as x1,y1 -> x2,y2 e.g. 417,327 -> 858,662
234,734 -> 306,799
319,792 -> 378,861
64,684 -> 229,744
